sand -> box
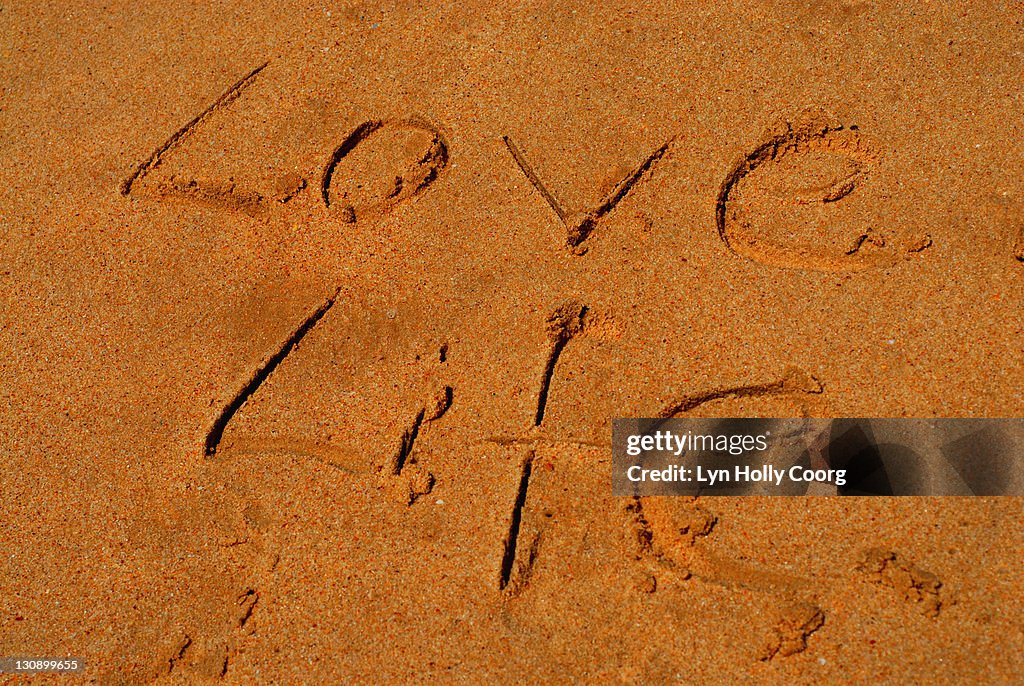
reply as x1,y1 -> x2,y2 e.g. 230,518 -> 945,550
1,1 -> 1023,683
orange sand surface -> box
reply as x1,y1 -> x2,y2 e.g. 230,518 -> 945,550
1,1 -> 1023,683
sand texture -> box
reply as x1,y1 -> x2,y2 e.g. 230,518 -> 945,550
2,1 -> 1024,683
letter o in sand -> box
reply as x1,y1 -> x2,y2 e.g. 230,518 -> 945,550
322,118 -> 449,223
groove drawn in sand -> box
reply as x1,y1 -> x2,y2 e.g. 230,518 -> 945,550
322,118 -> 449,223
504,135 -> 671,253
204,286 -> 341,457
627,464 -> 947,659
486,303 -> 606,594
499,450 -> 535,593
167,635 -> 192,674
626,369 -> 837,660
626,498 -> 713,581
631,499 -> 731,585
535,301 -> 588,426
120,61 -> 269,197
633,496 -> 817,595
209,437 -> 369,475
150,175 -> 272,216
658,365 -> 824,419
391,408 -> 426,476
381,383 -> 451,505
121,61 -> 448,223
210,316 -> 451,509
629,496 -> 827,659
488,345 -> 823,607
121,74 -> 455,472
716,109 -> 928,271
